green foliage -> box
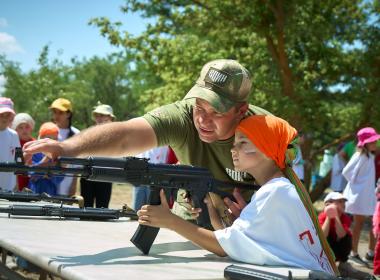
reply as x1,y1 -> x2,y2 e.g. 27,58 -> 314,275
89,0 -> 380,189
1,1 -> 379,189
0,47 -> 138,133
90,0 -> 379,137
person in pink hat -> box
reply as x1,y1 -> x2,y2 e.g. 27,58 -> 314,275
343,127 -> 380,265
0,97 -> 21,191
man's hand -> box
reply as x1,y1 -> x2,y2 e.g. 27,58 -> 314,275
137,189 -> 178,229
223,188 -> 247,220
23,138 -> 64,164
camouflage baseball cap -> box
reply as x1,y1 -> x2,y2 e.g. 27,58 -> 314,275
184,59 -> 252,113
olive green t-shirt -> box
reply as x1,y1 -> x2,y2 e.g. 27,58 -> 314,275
143,99 -> 271,220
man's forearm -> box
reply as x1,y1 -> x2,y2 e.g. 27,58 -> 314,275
63,118 -> 157,157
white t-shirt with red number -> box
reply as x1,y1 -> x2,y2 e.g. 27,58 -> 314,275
214,177 -> 334,275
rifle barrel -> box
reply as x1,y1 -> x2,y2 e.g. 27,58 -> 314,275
0,162 -> 86,176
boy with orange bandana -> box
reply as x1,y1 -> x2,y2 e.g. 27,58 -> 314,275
28,122 -> 63,195
137,115 -> 336,275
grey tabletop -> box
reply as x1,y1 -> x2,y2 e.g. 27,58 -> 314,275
0,200 -> 311,280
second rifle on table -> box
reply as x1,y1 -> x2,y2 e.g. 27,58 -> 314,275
0,203 -> 137,220
0,189 -> 84,208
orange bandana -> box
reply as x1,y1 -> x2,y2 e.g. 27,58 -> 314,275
39,122 -> 59,138
237,115 -> 297,169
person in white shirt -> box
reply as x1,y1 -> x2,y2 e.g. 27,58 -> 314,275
330,144 -> 347,193
319,149 -> 334,178
137,115 -> 336,275
0,97 -> 21,191
49,98 -> 80,196
343,127 -> 380,264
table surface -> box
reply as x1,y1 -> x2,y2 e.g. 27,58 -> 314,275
0,200 -> 312,280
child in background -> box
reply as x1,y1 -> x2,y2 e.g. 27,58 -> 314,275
318,192 -> 370,277
137,115 -> 336,275
80,102 -> 115,208
0,97 -> 20,191
343,127 -> 380,264
11,113 -> 36,190
375,141 -> 380,187
49,98 -> 80,196
28,122 -> 63,195
372,178 -> 380,275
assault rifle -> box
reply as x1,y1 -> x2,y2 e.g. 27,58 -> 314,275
0,148 -> 259,255
0,204 -> 137,220
0,190 -> 84,208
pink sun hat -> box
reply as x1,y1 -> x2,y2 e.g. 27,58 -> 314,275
0,97 -> 15,115
357,127 -> 380,147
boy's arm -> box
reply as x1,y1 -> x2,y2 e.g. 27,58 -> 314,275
138,190 -> 227,257
321,217 -> 331,238
334,216 -> 348,239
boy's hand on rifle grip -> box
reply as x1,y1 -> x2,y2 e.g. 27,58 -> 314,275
137,189 -> 178,229
23,138 -> 64,164
204,194 -> 224,230
223,188 -> 247,220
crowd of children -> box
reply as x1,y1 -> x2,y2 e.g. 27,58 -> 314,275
318,127 -> 380,277
0,96 -> 116,208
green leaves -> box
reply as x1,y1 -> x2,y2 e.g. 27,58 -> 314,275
1,0 -> 379,189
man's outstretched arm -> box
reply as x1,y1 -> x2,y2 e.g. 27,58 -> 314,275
23,117 -> 157,159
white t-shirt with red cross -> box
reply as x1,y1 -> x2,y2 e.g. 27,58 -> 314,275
0,128 -> 21,191
214,177 -> 334,275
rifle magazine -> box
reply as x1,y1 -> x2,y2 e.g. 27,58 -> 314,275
130,225 -> 160,255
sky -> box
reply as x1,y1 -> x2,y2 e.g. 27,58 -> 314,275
0,0 -> 150,93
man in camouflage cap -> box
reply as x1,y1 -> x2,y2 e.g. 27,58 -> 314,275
185,59 -> 252,113
24,59 -> 270,225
